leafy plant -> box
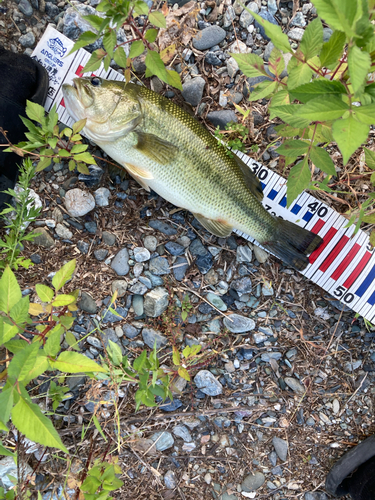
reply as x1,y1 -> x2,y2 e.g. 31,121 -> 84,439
214,121 -> 249,157
180,293 -> 193,322
232,0 -> 375,229
0,158 -> 41,270
80,458 -> 123,500
172,344 -> 202,382
69,0 -> 182,90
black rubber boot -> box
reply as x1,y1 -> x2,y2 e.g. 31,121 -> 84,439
325,435 -> 375,499
0,46 -> 49,211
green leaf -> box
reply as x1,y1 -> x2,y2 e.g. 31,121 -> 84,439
310,146 -> 336,175
268,47 -> 284,77
249,80 -> 278,101
133,350 -> 147,372
44,324 -> 63,357
172,347 -> 180,366
353,103 -> 375,125
0,266 -> 22,313
364,147 -> 375,169
36,156 -> 53,172
145,28 -> 158,43
11,397 -> 68,453
82,14 -> 104,31
0,318 -> 19,345
145,49 -> 168,81
287,156 -> 311,207
4,339 -> 28,354
276,139 -> 309,157
84,49 -> 106,73
9,296 -> 29,326
312,0 -> 357,35
332,114 -> 370,164
299,18 -> 323,60
166,69 -> 183,90
51,351 -> 106,373
129,40 -> 145,59
133,0 -> 149,16
92,414 -> 107,441
270,89 -> 290,107
230,53 -> 267,77
290,79 -> 347,103
52,294 -> 76,307
148,10 -> 166,28
25,100 -> 45,124
0,443 -> 15,457
67,31 -> 99,55
73,152 -> 97,165
35,284 -> 54,303
52,259 -> 76,292
113,46 -> 128,68
287,62 -> 313,91
22,354 -> 49,385
0,388 -> 14,427
348,45 -> 371,93
103,29 -> 117,57
107,339 -> 123,366
8,342 -> 40,382
269,104 -> 311,128
72,118 -> 87,135
65,331 -> 80,351
250,10 -> 292,53
70,144 -> 88,154
320,31 -> 346,68
295,96 -> 349,121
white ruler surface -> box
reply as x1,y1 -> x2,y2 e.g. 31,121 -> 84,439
32,26 -> 375,323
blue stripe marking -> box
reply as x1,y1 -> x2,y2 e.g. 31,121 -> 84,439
355,262 -> 375,297
291,204 -> 302,215
279,196 -> 287,208
261,182 -> 266,190
268,189 -> 277,200
303,211 -> 313,222
368,290 -> 375,306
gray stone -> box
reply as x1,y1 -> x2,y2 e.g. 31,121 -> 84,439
87,336 -> 102,349
284,376 -> 305,394
288,27 -> 305,42
64,188 -> 95,217
207,110 -> 237,130
102,306 -> 127,323
223,5 -> 236,28
224,314 -> 255,333
193,25 -> 226,50
19,32 -> 35,48
164,470 -> 177,489
253,333 -> 267,344
241,472 -> 265,492
102,328 -> 123,350
323,27 -> 333,42
239,2 -> 258,28
253,246 -> 269,263
129,282 -> 148,295
94,248 -> 108,261
149,256 -> 169,275
149,219 -> 177,235
268,0 -> 277,16
194,370 -> 223,396
45,2 -> 59,17
272,436 -> 288,461
173,424 -> 192,442
132,295 -> 144,316
94,187 -> 110,206
0,457 -> 33,491
173,256 -> 189,281
190,238 -> 207,256
102,231 -> 116,246
262,282 -> 274,296
18,0 -> 33,16
165,241 -> 185,256
79,291 -> 97,314
206,292 -> 227,312
227,57 -> 239,78
144,287 -> 169,317
237,245 -> 252,263
151,431 -> 174,451
134,247 -> 151,262
142,327 -> 168,349
291,12 -> 306,27
255,8 -> 278,40
31,227 -> 56,249
111,248 -> 130,276
232,277 -> 252,295
233,0 -> 244,14
111,279 -> 128,298
305,493 -> 328,500
205,52 -> 222,67
181,76 -> 205,107
144,235 -> 158,251
123,324 -> 139,339
263,41 -> 274,62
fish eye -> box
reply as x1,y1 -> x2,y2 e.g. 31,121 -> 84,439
91,77 -> 102,87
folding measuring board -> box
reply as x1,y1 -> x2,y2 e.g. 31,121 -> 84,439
32,26 -> 375,324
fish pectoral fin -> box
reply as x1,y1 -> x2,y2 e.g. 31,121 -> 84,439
234,156 -> 264,201
135,131 -> 178,164
122,162 -> 154,180
193,214 -> 233,238
132,175 -> 151,192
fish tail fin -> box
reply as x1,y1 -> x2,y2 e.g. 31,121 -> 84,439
263,219 -> 323,271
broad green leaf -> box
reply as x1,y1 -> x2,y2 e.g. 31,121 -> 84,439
0,266 -> 22,313
276,139 -> 309,157
51,351 -> 106,373
172,346 -> 180,366
353,103 -> 375,125
21,354 -> 49,385
310,146 -> 336,175
0,388 -> 14,427
35,284 -> 54,303
103,29 -> 117,57
44,324 -> 63,357
348,45 -> 371,93
287,62 -> 313,91
268,47 -> 284,77
8,342 -> 39,382
73,151 -> 97,165
249,80 -> 278,101
231,53 -> 267,78
145,49 -> 168,81
59,315 -> 75,330
67,31 -> 98,55
4,339 -> 28,354
25,100 -> 45,124
70,144 -> 88,154
300,18 -> 323,60
312,0 -> 357,35
364,147 -> 375,169
320,31 -> 346,68
148,10 -> 166,28
270,89 -> 290,107
295,96 -> 349,121
251,10 -> 292,53
332,114 -> 370,164
133,350 -> 147,372
65,331 -> 80,351
0,443 -> 15,457
178,366 -> 190,381
9,296 -> 29,326
82,14 -> 103,30
83,49 -> 106,73
11,397 -> 68,453
145,28 -> 158,43
0,318 -> 20,344
290,79 -> 347,103
287,157 -> 311,207
129,40 -> 145,59
141,389 -> 157,407
269,104 -> 311,128
72,118 -> 87,135
133,0 -> 149,16
274,123 -> 303,137
107,339 -> 122,366
52,259 -> 76,292
52,294 -> 76,307
92,414 -> 107,441
166,69 -> 183,91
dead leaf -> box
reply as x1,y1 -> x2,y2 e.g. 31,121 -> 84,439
131,437 -> 158,456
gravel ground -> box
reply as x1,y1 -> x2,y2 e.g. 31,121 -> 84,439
1,0 -> 375,499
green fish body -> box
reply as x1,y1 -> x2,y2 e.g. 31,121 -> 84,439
62,77 -> 322,270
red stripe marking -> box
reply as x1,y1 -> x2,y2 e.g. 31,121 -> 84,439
91,73 -> 97,77
319,235 -> 349,272
331,243 -> 361,280
309,227 -> 337,264
343,251 -> 372,288
311,218 -> 325,234
60,97 -> 65,108
75,65 -> 84,77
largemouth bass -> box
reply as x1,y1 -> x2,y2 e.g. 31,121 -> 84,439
62,77 -> 322,270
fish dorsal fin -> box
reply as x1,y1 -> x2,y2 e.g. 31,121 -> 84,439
135,131 -> 178,164
193,214 -> 233,238
234,156 -> 264,201
122,162 -> 154,180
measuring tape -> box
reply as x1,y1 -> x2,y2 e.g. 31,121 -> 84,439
32,26 -> 375,323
